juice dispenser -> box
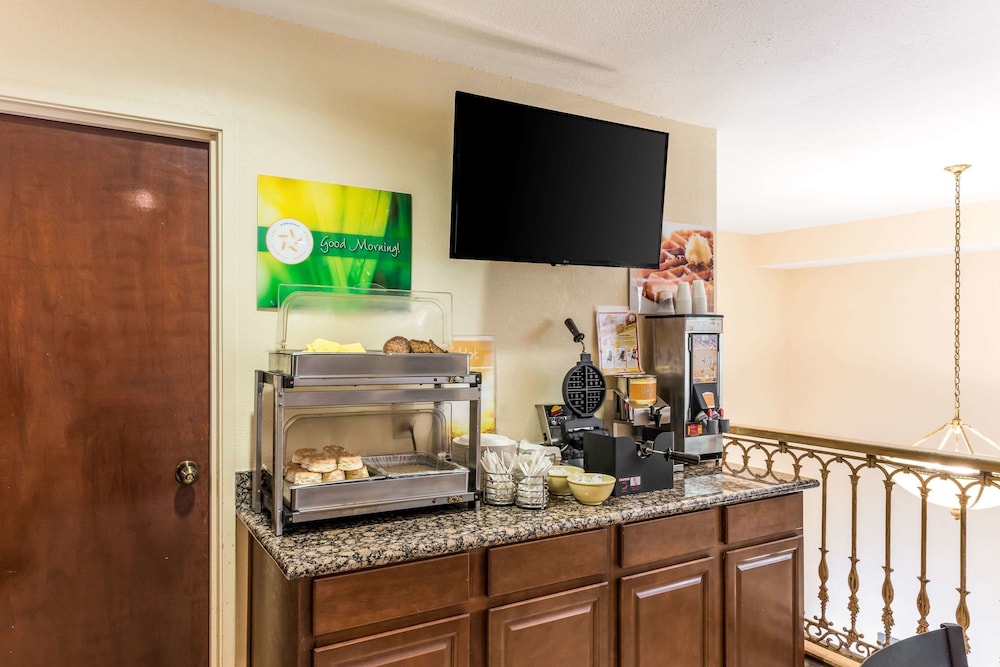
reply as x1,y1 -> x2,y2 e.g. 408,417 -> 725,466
638,314 -> 725,460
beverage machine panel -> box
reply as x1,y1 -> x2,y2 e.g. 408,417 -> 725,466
637,314 -> 726,459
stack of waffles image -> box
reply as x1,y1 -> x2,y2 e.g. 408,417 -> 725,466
634,229 -> 714,310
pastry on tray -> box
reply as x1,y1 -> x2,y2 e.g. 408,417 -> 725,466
383,336 -> 448,353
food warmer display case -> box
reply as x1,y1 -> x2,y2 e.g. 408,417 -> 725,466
252,289 -> 481,535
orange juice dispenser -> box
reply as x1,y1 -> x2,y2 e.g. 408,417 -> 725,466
638,314 -> 725,460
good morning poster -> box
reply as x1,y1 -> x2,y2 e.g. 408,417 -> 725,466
257,175 -> 412,308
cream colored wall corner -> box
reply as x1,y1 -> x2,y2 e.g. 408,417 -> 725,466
739,202 -> 1000,446
714,232 -> 789,430
0,1 -> 716,665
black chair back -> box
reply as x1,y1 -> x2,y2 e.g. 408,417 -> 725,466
860,624 -> 968,667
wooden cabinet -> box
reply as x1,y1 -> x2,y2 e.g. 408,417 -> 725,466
244,492 -> 805,667
617,509 -> 721,667
314,615 -> 471,667
488,583 -> 609,667
723,537 -> 804,667
722,494 -> 805,667
619,556 -> 718,667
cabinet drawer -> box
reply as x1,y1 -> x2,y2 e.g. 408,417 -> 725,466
313,553 -> 470,636
488,583 -> 610,667
314,614 -> 470,667
619,509 -> 718,569
488,529 -> 608,597
723,493 -> 802,545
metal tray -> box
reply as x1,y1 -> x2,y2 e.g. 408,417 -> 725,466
281,453 -> 470,512
367,452 -> 467,477
268,350 -> 470,378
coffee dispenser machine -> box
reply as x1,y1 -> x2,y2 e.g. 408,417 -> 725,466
638,314 -> 725,460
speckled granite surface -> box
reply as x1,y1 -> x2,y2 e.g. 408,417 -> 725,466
236,463 -> 817,580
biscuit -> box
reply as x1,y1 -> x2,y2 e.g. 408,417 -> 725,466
322,470 -> 346,482
338,455 -> 364,471
286,466 -> 321,485
303,455 -> 340,473
344,466 -> 369,480
283,462 -> 305,482
291,447 -> 319,464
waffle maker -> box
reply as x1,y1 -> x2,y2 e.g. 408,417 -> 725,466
555,319 -> 609,463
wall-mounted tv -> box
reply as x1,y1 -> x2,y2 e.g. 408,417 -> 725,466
449,91 -> 669,269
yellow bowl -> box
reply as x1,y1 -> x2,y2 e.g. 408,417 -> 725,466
567,472 -> 616,505
546,465 -> 585,496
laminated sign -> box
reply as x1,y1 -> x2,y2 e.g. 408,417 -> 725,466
256,174 -> 412,308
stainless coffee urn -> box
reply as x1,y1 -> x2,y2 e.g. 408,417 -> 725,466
638,314 -> 725,460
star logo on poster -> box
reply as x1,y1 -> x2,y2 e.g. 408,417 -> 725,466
266,218 -> 314,265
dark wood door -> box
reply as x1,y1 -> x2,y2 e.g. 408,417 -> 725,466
619,555 -> 721,667
0,113 -> 210,665
314,615 -> 471,667
724,536 -> 804,667
488,583 -> 609,667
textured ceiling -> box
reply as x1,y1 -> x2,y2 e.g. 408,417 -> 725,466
209,0 -> 1000,234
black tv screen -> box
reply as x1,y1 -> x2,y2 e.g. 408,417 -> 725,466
449,91 -> 668,268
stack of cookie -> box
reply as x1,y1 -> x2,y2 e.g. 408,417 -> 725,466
283,445 -> 370,485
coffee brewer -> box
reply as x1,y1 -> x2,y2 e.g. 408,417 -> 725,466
637,314 -> 726,460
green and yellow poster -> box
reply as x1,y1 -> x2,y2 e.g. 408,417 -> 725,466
257,175 -> 412,308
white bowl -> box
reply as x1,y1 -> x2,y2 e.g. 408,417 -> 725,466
452,433 -> 517,447
452,433 -> 517,465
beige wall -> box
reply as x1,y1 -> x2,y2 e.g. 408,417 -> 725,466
0,1 -> 716,664
721,200 -> 1000,447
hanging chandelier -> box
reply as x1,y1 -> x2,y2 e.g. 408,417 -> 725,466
895,164 -> 1000,513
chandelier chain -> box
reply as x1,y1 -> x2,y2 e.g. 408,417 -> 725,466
952,167 -> 962,420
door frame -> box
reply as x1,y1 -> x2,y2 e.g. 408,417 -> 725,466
0,94 -> 226,665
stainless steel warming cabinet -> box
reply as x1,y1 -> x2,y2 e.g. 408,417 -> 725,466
252,289 -> 481,535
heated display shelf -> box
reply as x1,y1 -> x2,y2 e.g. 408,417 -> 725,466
252,288 -> 482,536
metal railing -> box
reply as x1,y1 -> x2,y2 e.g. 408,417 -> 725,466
722,426 -> 1000,664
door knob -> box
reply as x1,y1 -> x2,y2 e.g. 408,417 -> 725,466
175,460 -> 201,485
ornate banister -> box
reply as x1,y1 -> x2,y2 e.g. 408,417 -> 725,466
723,425 -> 1000,662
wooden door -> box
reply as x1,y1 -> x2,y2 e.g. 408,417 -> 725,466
0,113 -> 210,665
619,556 -> 721,667
723,536 -> 804,667
314,615 -> 471,667
488,583 -> 609,667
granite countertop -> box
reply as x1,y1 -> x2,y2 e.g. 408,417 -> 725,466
236,463 -> 817,580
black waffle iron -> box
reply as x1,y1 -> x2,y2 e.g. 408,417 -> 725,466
557,319 -> 609,463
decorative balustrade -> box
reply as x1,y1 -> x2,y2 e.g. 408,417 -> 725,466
722,426 -> 1000,664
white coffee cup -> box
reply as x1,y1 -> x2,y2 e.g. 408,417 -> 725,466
691,280 -> 708,313
675,282 -> 692,314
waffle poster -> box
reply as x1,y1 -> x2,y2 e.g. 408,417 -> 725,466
628,222 -> 715,314
256,175 -> 412,309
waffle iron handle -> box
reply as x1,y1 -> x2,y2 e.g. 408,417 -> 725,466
669,450 -> 702,465
564,318 -> 585,344
638,432 -> 702,465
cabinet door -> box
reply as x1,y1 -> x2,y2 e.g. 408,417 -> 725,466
724,536 -> 803,667
619,555 -> 720,667
488,583 -> 609,667
313,615 -> 470,667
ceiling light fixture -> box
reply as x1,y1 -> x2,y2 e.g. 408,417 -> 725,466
896,164 -> 1000,513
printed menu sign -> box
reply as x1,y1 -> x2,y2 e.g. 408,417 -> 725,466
596,307 -> 641,375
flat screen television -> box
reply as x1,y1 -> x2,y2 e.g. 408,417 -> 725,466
449,91 -> 669,268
